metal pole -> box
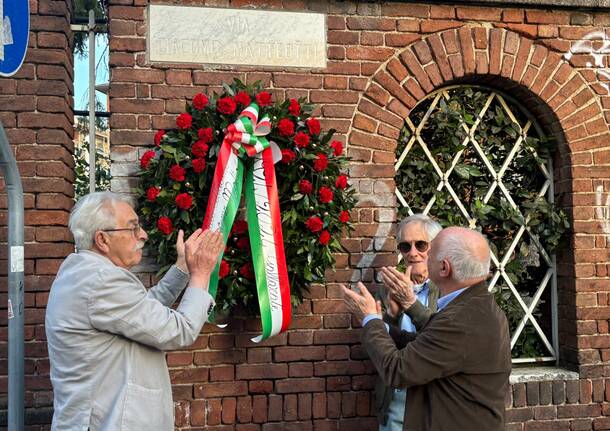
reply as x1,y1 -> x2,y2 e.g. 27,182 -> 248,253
88,9 -> 96,193
0,121 -> 25,430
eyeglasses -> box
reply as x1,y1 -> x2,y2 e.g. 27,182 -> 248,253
398,240 -> 429,253
101,223 -> 142,237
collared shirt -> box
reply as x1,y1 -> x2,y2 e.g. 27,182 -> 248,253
436,287 -> 467,311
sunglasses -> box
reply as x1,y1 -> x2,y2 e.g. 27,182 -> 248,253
398,240 -> 429,253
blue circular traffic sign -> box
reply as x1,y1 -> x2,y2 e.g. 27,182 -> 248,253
0,0 -> 30,77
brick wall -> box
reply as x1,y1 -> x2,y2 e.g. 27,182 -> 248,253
0,0 -> 74,427
107,1 -> 610,430
1,0 -> 609,429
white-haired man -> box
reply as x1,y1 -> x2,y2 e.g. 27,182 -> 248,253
343,227 -> 511,431
46,192 -> 224,430
375,214 -> 442,431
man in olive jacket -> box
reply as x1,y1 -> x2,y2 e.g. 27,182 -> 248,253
342,227 -> 511,431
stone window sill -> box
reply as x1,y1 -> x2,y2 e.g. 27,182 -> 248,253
510,366 -> 579,384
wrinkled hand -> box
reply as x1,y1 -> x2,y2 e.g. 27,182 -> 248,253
386,294 -> 401,319
186,229 -> 224,289
380,266 -> 416,311
175,230 -> 188,273
341,282 -> 381,323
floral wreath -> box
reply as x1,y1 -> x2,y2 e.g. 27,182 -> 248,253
136,80 -> 357,316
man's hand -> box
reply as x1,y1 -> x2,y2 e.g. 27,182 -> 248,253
175,230 -> 188,273
386,295 -> 401,319
186,229 -> 224,289
341,282 -> 380,323
380,266 -> 417,311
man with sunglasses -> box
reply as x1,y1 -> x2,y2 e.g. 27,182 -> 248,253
46,192 -> 224,430
374,214 -> 441,431
342,227 -> 511,431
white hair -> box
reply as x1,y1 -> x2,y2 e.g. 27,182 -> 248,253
434,230 -> 491,282
69,191 -> 135,251
397,213 -> 442,241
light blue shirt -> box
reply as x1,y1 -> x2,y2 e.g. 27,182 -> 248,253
436,287 -> 467,311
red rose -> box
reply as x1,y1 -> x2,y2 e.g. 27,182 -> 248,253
154,130 -> 165,147
176,112 -> 192,130
219,260 -> 230,279
140,150 -> 155,169
240,263 -> 255,280
319,186 -> 334,204
236,237 -> 250,250
217,97 -> 237,115
289,99 -> 300,116
192,140 -> 209,158
299,180 -> 313,194
305,216 -> 324,233
192,93 -> 209,110
157,216 -> 173,235
256,91 -> 272,107
319,230 -> 331,245
335,175 -> 348,190
339,210 -> 350,223
281,149 -> 296,164
330,140 -> 343,156
306,118 -> 321,135
146,186 -> 160,201
232,219 -> 248,235
313,154 -> 328,172
175,192 -> 193,210
192,158 -> 206,173
294,132 -> 310,149
169,164 -> 186,182
235,91 -> 251,107
278,119 -> 295,137
198,127 -> 214,144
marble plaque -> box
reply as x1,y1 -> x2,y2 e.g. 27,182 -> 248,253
147,5 -> 326,68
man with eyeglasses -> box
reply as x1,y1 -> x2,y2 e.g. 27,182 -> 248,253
374,214 -> 442,431
342,227 -> 511,431
46,191 -> 224,430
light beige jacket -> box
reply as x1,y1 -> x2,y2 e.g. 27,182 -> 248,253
45,250 -> 214,430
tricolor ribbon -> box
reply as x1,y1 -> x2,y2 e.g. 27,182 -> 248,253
203,103 -> 291,342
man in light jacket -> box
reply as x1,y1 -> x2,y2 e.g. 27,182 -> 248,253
46,191 -> 224,430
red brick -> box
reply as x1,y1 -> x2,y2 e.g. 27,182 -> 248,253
420,20 -> 462,33
431,5 -> 455,19
346,17 -> 395,31
327,30 -> 358,45
196,381 -> 248,398
503,9 -> 524,23
456,6 -> 501,21
489,28 -> 503,75
428,34 -> 453,82
525,10 -> 570,25
284,393 -> 297,420
458,27 -> 475,75
276,378 -> 325,393
399,49 -> 434,92
346,46 -> 394,62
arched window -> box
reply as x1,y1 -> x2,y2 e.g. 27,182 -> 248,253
395,86 -> 568,363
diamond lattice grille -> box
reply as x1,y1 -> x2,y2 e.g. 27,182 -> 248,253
395,86 -> 558,363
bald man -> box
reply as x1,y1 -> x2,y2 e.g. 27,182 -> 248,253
342,227 -> 511,431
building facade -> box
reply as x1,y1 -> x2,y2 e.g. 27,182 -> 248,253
1,0 -> 610,429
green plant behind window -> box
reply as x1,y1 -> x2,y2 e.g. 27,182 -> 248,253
396,87 -> 569,360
